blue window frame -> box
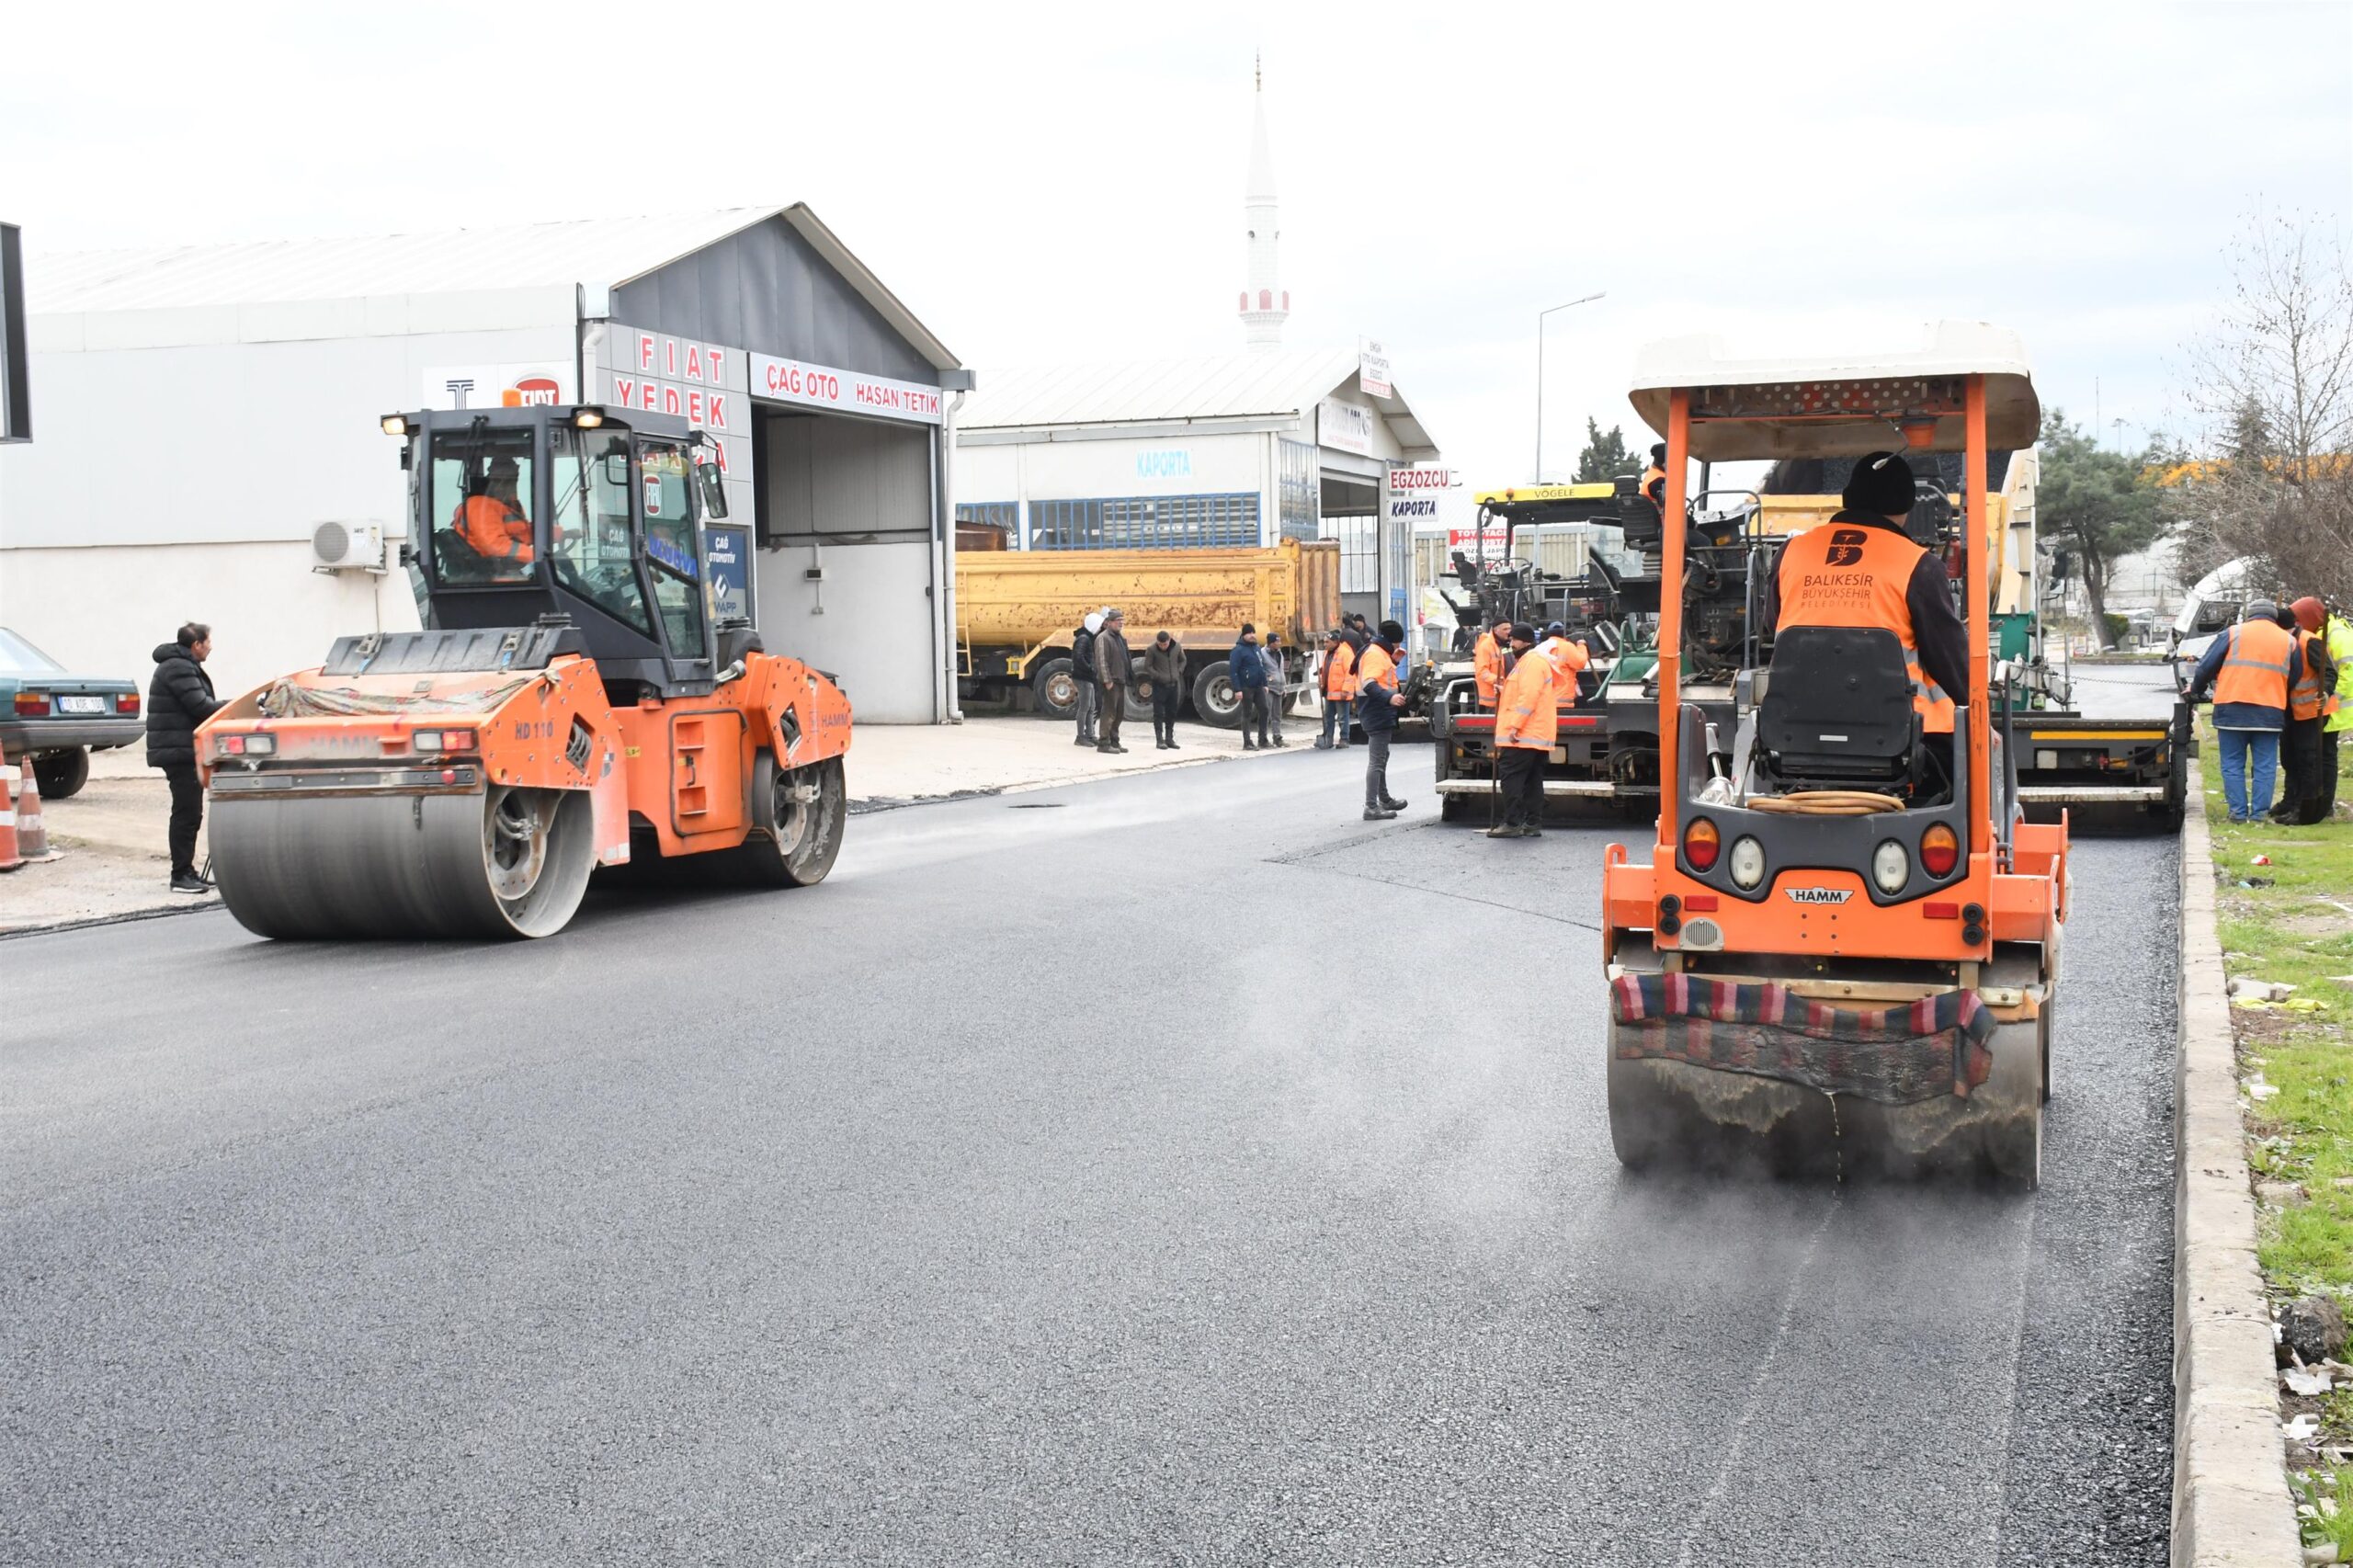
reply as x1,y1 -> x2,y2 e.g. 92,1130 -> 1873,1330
1027,493 -> 1262,550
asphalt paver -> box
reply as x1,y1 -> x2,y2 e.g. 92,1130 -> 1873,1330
3,717 -> 2177,1564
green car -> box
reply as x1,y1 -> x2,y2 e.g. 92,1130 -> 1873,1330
0,627 -> 142,799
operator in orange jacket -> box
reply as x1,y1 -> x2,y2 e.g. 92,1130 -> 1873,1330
1489,622 -> 1589,838
1473,619 -> 1514,708
453,456 -> 534,565
1771,450 -> 1965,739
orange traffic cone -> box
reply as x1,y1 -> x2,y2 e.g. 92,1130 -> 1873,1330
15,758 -> 57,863
0,766 -> 22,872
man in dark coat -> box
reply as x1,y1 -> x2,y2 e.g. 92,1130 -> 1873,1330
147,621 -> 223,892
1071,614 -> 1099,746
1143,631 -> 1187,750
1093,608 -> 1132,755
1230,623 -> 1269,750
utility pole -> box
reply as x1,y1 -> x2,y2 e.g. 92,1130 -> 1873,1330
1534,291 -> 1605,483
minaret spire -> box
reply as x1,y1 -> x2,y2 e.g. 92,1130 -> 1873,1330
1238,52 -> 1288,351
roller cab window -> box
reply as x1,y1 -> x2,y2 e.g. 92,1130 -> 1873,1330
549,427 -> 654,637
638,437 -> 707,662
430,427 -> 538,583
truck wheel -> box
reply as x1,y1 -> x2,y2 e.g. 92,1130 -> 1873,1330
1191,661 -> 1244,728
1032,658 -> 1079,722
32,747 -> 90,800
1122,677 -> 1154,723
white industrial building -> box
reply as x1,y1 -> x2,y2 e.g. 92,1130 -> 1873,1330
954,350 -> 1439,623
0,206 -> 971,722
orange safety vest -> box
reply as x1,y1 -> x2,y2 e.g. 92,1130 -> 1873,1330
1357,642 -> 1397,697
455,494 -> 532,562
1776,522 -> 1955,734
2213,619 -> 2296,711
1497,639 -> 1587,751
1324,642 -> 1358,699
1641,464 -> 1666,510
2289,627 -> 2336,721
1473,631 -> 1505,706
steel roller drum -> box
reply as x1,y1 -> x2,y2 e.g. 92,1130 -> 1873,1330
1606,1016 -> 2042,1187
210,786 -> 595,940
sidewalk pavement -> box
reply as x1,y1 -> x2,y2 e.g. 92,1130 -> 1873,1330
4,715 -> 1329,934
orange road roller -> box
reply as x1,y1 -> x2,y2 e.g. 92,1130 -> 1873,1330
1602,324 -> 2065,1187
197,403 -> 850,939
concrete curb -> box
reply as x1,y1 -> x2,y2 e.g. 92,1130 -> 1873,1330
2173,802 -> 2302,1567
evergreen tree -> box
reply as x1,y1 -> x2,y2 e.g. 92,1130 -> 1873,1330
1573,418 -> 1643,484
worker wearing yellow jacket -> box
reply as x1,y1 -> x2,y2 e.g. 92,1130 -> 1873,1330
1488,624 -> 1589,838
1473,619 -> 1513,708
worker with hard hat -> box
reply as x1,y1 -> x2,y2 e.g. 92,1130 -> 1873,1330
2184,597 -> 2299,824
1473,618 -> 1514,708
1489,621 -> 1590,839
455,455 -> 534,565
2276,597 -> 2343,825
1771,451 -> 1966,748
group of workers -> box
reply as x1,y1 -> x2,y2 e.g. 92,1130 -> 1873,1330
2185,594 -> 2348,824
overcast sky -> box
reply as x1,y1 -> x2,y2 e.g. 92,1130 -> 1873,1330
5,0 -> 2348,510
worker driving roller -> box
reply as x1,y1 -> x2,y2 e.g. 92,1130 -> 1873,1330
1770,449 -> 1970,787
455,455 -> 534,565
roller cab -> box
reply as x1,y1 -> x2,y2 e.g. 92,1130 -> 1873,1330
1602,324 -> 2065,1187
199,404 -> 852,940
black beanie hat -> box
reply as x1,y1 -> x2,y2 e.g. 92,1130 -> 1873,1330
1843,451 -> 1917,515
1378,619 -> 1406,642
1508,624 -> 1537,644
1650,443 -> 1666,462
1239,622 -> 1256,636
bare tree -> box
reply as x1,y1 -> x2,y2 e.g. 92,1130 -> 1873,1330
2177,210 -> 2353,604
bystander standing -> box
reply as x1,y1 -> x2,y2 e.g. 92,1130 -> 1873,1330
1144,631 -> 1186,750
147,621 -> 222,893
1261,633 -> 1288,748
1094,608 -> 1131,755
1072,611 -> 1101,747
1231,624 -> 1269,750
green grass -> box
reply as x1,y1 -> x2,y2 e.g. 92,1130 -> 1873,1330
2209,722 -> 2353,1548
2205,722 -> 2353,1290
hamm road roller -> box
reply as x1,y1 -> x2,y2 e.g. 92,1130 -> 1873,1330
1601,324 -> 2066,1187
198,403 -> 850,939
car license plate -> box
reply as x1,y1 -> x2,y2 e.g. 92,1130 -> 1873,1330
57,695 -> 105,715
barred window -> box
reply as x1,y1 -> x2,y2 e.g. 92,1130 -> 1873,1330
1322,514 -> 1380,594
1278,439 -> 1320,541
1027,493 -> 1262,550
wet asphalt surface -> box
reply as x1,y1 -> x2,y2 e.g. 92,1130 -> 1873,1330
3,678 -> 2180,1565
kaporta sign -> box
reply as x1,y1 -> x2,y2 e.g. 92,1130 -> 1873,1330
749,353 -> 943,425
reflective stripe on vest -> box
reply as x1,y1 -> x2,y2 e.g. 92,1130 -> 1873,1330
1774,522 -> 1955,734
2214,619 -> 2296,711
2289,628 -> 2331,720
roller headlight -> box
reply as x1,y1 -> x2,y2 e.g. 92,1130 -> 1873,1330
1728,835 -> 1766,891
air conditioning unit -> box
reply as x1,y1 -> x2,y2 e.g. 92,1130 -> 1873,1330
311,519 -> 384,572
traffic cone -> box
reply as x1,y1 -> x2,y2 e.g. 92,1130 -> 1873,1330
0,767 -> 22,872
15,758 -> 57,862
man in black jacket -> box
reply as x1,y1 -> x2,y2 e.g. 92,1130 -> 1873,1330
1071,614 -> 1099,747
147,622 -> 223,893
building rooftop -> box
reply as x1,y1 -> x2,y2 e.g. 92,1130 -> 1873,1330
959,347 -> 1436,458
27,205 -> 960,369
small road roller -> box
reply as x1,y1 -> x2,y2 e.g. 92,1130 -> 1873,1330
1601,324 -> 2066,1187
198,403 -> 850,939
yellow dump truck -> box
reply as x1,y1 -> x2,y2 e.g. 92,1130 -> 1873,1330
955,540 -> 1342,727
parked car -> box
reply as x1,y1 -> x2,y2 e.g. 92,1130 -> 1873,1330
0,627 -> 142,799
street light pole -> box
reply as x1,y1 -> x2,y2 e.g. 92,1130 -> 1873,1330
1534,291 -> 1606,483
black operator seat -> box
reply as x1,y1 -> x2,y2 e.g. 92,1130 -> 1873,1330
1756,627 -> 1921,790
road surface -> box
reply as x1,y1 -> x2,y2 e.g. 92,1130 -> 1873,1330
3,705 -> 2178,1565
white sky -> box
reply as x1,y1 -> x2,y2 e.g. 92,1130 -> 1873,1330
5,0 -> 2349,515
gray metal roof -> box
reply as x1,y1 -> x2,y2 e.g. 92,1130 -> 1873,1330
959,347 -> 1437,457
27,205 -> 961,369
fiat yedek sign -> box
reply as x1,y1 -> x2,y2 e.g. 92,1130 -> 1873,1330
748,353 -> 943,425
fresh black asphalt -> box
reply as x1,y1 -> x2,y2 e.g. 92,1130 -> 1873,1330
3,681 -> 2179,1565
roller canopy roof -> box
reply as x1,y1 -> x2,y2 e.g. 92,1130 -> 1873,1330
1628,321 -> 2038,460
